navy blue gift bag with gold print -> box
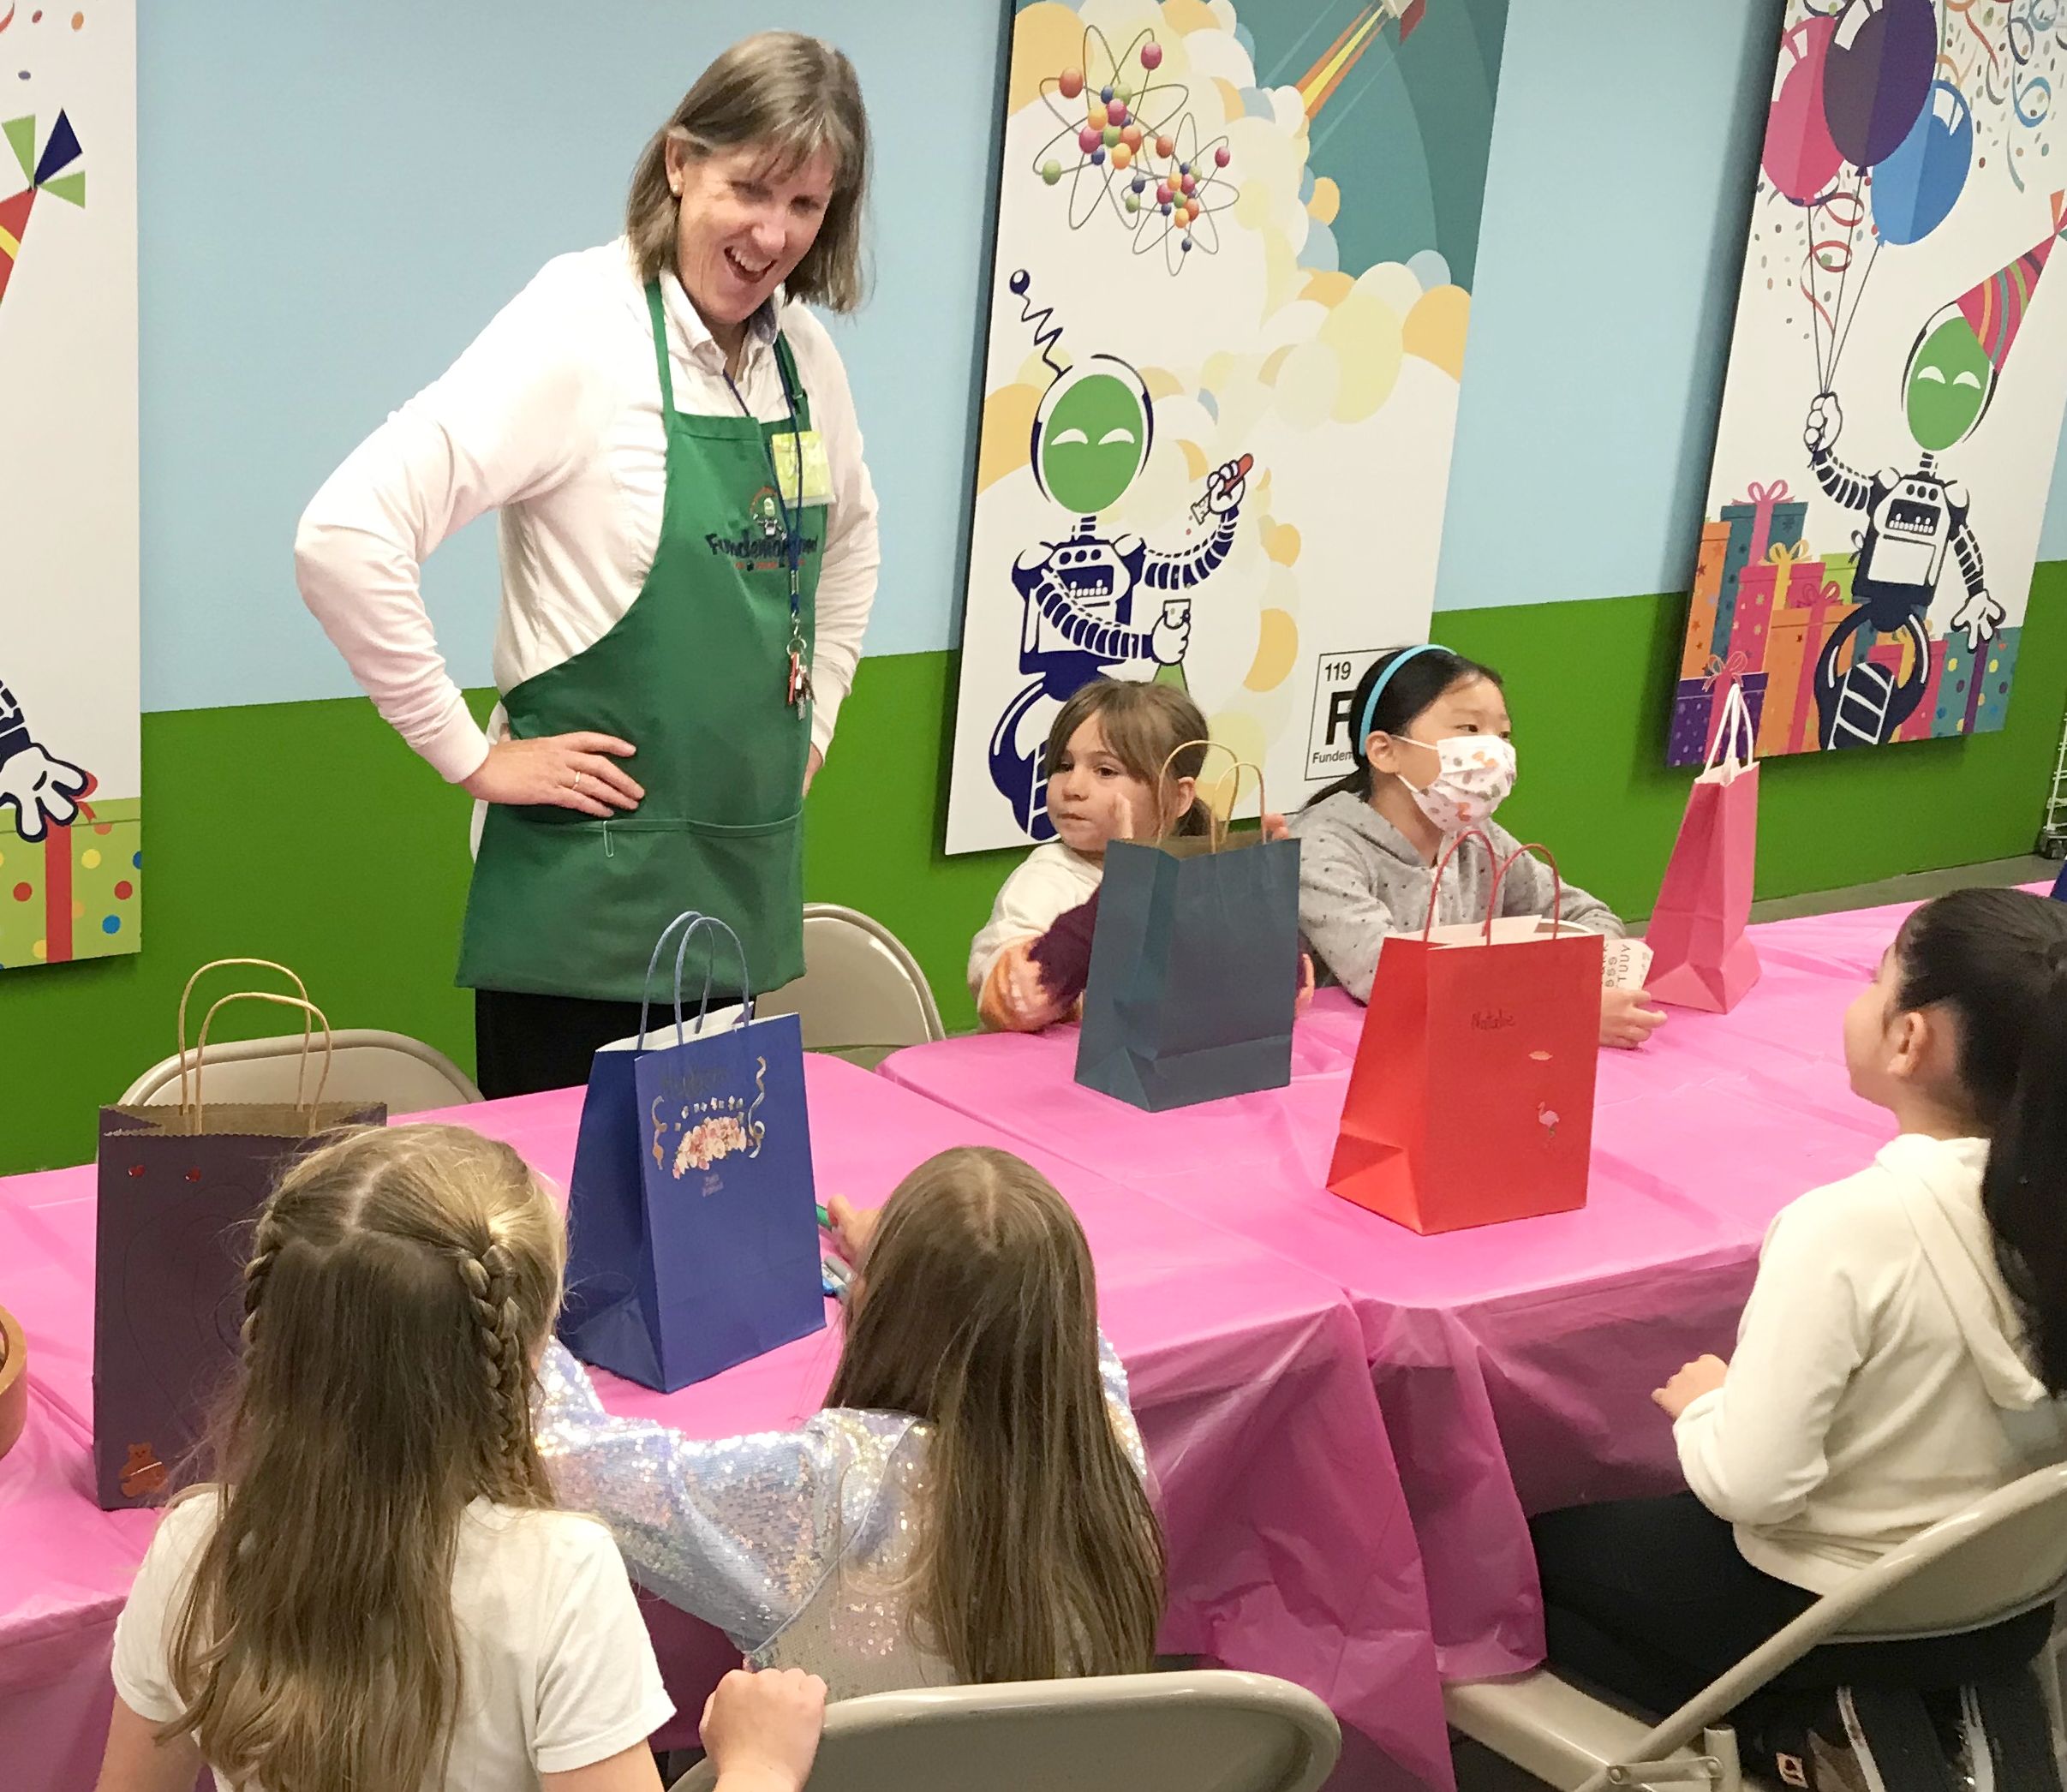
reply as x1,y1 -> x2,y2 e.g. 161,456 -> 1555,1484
559,913 -> 821,1393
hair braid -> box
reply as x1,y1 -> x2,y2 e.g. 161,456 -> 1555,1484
240,1210 -> 286,1351
459,1241 -> 530,1472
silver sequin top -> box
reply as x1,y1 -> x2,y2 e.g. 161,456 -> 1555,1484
535,1335 -> 1146,1699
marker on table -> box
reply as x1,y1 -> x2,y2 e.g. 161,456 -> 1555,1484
815,1203 -> 832,1229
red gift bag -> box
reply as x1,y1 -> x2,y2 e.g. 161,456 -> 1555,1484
1646,680 -> 1761,1013
1327,835 -> 1604,1234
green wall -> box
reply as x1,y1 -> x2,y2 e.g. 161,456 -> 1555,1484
4,576 -> 2062,1176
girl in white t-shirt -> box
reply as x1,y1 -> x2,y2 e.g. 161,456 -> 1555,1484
96,1124 -> 675,1792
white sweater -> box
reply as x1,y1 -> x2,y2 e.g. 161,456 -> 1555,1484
966,842 -> 1102,996
296,240 -> 879,782
1676,1133 -> 2066,1592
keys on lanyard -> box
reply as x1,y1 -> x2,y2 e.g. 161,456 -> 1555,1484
725,358 -> 812,711
786,571 -> 812,708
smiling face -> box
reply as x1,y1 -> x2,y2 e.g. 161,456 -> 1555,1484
666,140 -> 834,337
1904,309 -> 1996,451
1034,361 -> 1150,513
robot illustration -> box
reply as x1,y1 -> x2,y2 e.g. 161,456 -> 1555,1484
1801,231 -> 2053,748
989,349 -> 1249,839
0,672 -> 90,842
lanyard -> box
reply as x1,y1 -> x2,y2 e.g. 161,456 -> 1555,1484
723,353 -> 811,708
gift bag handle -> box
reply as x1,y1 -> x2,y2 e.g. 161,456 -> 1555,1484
1490,842 -> 1568,941
638,912 -> 702,1047
636,912 -> 755,1049
176,959 -> 312,1112
188,991 -> 336,1129
670,913 -> 755,1047
1419,828 -> 1500,940
1153,739 -> 1268,853
1703,680 -> 1758,784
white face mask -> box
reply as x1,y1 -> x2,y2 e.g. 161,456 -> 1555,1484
1397,734 -> 1517,833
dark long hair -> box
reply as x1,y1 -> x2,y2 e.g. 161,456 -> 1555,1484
1305,646 -> 1503,808
1892,888 -> 2067,1391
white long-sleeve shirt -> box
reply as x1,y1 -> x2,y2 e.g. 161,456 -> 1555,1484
295,239 -> 880,784
1675,1133 -> 2066,1593
966,842 -> 1103,997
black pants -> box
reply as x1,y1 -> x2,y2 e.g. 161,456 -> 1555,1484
474,989 -> 648,1099
1531,1494 -> 2051,1719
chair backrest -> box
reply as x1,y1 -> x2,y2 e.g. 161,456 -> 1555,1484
1609,1463 -> 2067,1777
757,905 -> 947,1067
1838,1460 -> 2067,1640
118,1029 -> 484,1114
670,1670 -> 1339,1792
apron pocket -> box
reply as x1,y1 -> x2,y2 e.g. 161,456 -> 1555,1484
609,810 -> 806,997
461,809 -> 806,1002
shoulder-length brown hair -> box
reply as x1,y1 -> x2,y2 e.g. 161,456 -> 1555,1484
626,31 -> 870,311
1046,677 -> 1214,839
164,1124 -> 565,1792
827,1147 -> 1167,1683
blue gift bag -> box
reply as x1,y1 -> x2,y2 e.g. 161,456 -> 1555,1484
1075,750 -> 1301,1112
558,913 -> 823,1392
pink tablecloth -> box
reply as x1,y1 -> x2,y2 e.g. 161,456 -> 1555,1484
0,1054 -> 1449,1792
882,901 -> 1929,1680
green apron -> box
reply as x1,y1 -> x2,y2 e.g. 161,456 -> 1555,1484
457,284 -> 820,1001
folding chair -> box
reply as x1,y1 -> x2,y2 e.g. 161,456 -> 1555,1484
1446,1465 -> 2067,1791
669,1668 -> 1338,1792
757,904 -> 947,1068
119,1027 -> 482,1114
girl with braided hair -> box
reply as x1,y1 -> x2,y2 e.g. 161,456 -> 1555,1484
94,1124 -> 681,1792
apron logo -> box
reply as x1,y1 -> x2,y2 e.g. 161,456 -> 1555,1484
705,487 -> 821,572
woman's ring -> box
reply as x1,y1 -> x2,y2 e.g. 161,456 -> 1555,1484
572,772 -> 585,792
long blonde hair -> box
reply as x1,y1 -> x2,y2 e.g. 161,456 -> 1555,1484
164,1124 -> 565,1792
825,1147 -> 1166,1682
625,31 -> 870,309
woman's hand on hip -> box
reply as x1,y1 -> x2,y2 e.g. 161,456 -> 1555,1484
804,746 -> 824,794
462,732 -> 644,816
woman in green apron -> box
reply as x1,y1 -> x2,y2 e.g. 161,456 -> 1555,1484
296,33 -> 878,1096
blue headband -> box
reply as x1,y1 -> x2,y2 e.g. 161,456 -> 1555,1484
1357,643 -> 1450,756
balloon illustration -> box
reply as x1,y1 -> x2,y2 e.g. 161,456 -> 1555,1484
1765,15 -> 1843,204
1871,80 -> 1973,245
1821,0 -> 1936,170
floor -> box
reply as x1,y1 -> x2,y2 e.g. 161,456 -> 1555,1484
1746,853 -> 2057,923
1451,1736 -> 1560,1790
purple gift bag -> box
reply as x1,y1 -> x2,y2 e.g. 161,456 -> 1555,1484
93,962 -> 384,1508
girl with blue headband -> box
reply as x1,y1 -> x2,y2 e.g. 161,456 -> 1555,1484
1289,645 -> 1665,1049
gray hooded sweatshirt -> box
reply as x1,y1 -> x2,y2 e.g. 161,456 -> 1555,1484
1287,791 -> 1625,1002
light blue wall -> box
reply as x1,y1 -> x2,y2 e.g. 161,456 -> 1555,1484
137,1 -> 2067,712
1438,0 -> 2067,608
138,0 -> 1002,710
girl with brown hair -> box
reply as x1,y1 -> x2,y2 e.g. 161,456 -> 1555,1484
95,1124 -> 675,1792
968,677 -> 1211,1030
537,1145 -> 1167,1697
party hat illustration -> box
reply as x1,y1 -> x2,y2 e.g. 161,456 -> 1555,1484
0,111 -> 85,311
1956,190 -> 2067,371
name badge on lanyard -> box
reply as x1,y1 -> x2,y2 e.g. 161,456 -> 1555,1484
772,430 -> 833,507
